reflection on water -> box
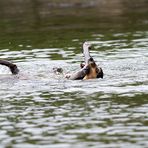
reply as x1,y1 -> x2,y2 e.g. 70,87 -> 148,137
0,0 -> 148,147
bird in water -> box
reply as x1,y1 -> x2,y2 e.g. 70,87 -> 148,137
65,42 -> 103,80
0,42 -> 103,80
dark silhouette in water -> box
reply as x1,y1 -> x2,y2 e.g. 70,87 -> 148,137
0,60 -> 19,75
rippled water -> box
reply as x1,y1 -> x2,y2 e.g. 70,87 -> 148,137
0,1 -> 148,148
0,31 -> 148,148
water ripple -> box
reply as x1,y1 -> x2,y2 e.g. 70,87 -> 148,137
0,31 -> 148,147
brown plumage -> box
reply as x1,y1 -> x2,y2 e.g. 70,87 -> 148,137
69,42 -> 103,80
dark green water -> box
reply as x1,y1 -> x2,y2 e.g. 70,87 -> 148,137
0,1 -> 148,147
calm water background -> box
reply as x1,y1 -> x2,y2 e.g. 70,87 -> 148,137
0,0 -> 148,147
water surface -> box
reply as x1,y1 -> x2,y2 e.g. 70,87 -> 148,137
0,1 -> 148,147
